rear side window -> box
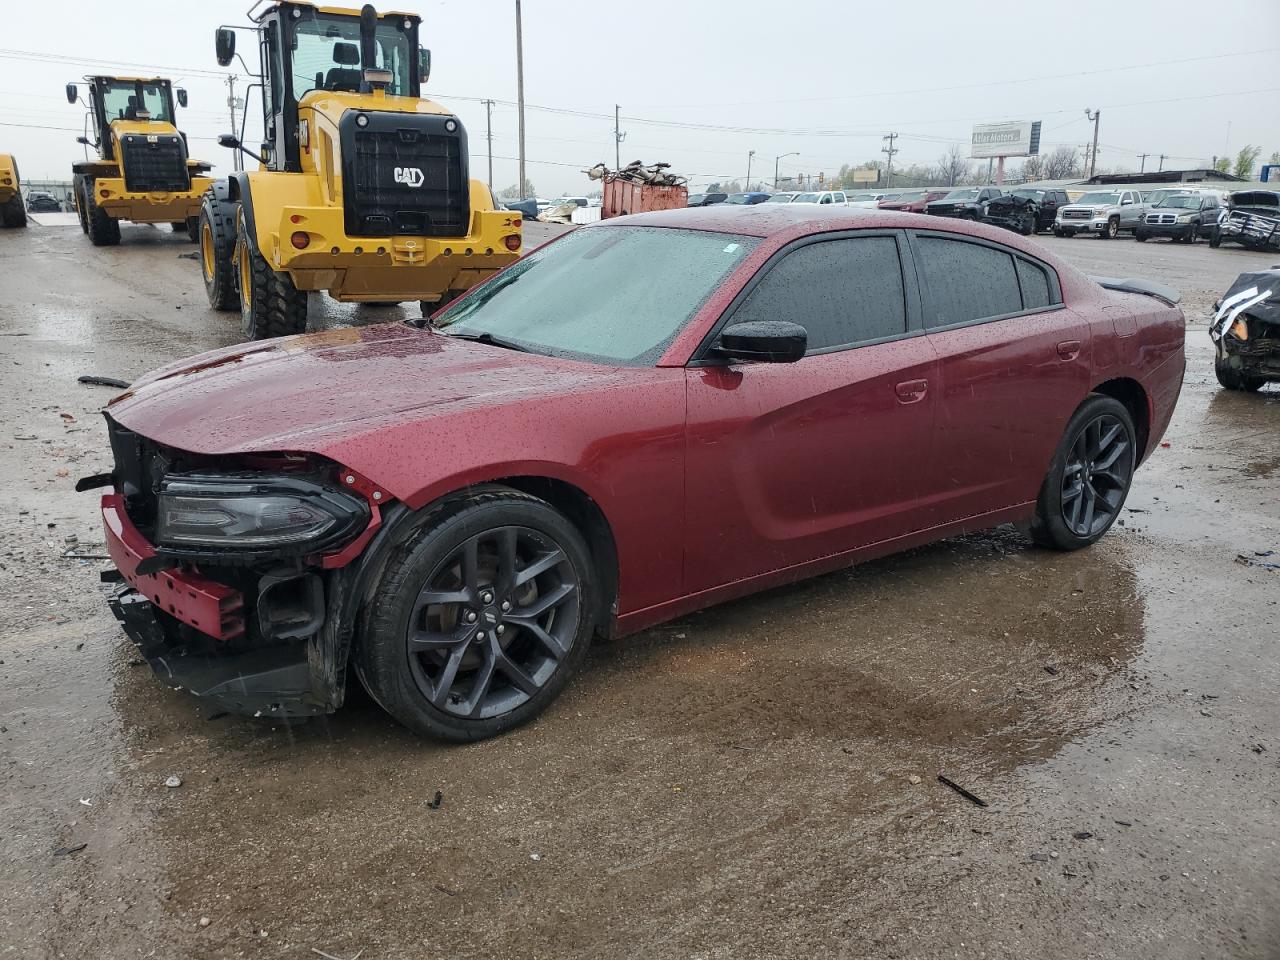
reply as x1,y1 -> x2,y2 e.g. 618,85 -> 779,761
1016,259 -> 1052,309
916,237 -> 1022,327
733,236 -> 907,352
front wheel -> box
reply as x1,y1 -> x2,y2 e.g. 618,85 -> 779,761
1030,395 -> 1136,551
1100,217 -> 1119,239
238,206 -> 307,339
355,488 -> 598,741
199,193 -> 238,310
1184,224 -> 1199,244
1135,231 -> 1148,242
1208,229 -> 1222,249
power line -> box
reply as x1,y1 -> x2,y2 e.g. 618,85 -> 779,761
0,47 -> 230,79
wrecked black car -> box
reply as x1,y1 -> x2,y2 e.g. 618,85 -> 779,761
1211,191 -> 1280,252
1211,267 -> 1280,392
980,193 -> 1040,235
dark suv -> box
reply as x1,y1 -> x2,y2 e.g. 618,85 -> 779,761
1136,192 -> 1221,244
925,186 -> 1003,219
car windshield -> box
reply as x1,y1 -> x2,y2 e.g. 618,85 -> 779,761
1156,195 -> 1203,209
725,194 -> 752,204
290,10 -> 413,99
100,79 -> 171,122
433,226 -> 759,366
1011,189 -> 1045,199
764,193 -> 795,203
1076,192 -> 1120,205
943,189 -> 979,200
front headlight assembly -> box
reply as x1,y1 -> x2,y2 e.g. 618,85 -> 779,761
155,472 -> 370,555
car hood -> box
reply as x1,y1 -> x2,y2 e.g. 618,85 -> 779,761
108,323 -> 617,458
985,195 -> 1037,211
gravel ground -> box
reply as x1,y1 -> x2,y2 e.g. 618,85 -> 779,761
0,217 -> 1277,960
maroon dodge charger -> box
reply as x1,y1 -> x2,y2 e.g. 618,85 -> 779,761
85,205 -> 1186,740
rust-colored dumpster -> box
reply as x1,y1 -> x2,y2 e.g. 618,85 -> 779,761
601,176 -> 688,219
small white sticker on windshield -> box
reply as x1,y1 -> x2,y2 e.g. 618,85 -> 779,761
723,243 -> 740,253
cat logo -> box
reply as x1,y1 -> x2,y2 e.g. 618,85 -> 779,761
393,166 -> 425,188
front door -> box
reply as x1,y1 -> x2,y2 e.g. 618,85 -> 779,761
683,232 -> 937,594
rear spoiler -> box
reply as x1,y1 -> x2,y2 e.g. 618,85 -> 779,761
1091,276 -> 1181,306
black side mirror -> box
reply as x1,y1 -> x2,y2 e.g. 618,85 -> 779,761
218,133 -> 240,149
76,136 -> 91,145
216,28 -> 236,67
65,83 -> 78,105
419,47 -> 432,85
713,320 -> 807,364
176,87 -> 188,108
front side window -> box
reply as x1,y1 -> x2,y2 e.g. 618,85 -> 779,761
100,80 -> 172,123
290,11 -> 412,99
917,237 -> 1022,327
434,226 -> 758,366
730,236 -> 907,353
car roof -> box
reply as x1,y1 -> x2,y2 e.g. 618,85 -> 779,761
596,203 -> 1018,240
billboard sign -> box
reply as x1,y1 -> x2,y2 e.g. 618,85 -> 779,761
971,120 -> 1042,159
851,168 -> 879,183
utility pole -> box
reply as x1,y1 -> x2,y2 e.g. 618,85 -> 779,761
1085,107 -> 1101,178
1158,154 -> 1167,172
514,0 -> 526,198
746,149 -> 755,191
774,151 -> 798,189
613,104 -> 626,170
1138,152 -> 1149,174
881,132 -> 898,188
483,99 -> 494,194
226,74 -> 241,172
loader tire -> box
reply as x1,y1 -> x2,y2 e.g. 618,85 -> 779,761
83,180 -> 120,246
1,190 -> 26,228
238,207 -> 307,340
72,176 -> 88,233
170,221 -> 186,232
186,216 -> 199,243
199,192 -> 238,311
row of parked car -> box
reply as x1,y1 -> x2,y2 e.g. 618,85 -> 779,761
684,184 -> 1280,251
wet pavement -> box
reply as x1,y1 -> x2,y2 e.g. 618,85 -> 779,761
0,220 -> 1277,959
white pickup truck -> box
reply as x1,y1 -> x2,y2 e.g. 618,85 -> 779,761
790,190 -> 848,206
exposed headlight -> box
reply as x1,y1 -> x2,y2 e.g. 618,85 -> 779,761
1176,214 -> 1194,223
156,473 -> 369,551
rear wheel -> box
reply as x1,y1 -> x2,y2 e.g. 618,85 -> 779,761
1214,354 -> 1265,392
83,179 -> 120,246
238,207 -> 307,340
1031,395 -> 1136,551
1208,229 -> 1222,249
1,190 -> 26,228
355,488 -> 597,741
199,192 -> 238,311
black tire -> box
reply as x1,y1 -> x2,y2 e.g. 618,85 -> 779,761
1208,229 -> 1221,249
1100,217 -> 1119,240
1135,231 -> 1148,242
186,216 -> 199,243
1019,212 -> 1035,236
355,487 -> 598,741
199,191 -> 238,310
169,221 -> 186,232
72,176 -> 88,234
83,179 -> 120,246
1,190 -> 26,228
1214,354 -> 1265,393
1030,395 -> 1136,551
238,206 -> 307,339
1185,224 -> 1198,244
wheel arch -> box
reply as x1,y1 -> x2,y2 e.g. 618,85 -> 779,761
1091,377 -> 1151,460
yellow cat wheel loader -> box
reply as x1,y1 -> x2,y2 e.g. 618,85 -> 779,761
65,76 -> 213,246
0,154 -> 27,228
202,1 -> 521,339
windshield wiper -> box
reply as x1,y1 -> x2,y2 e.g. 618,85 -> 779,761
445,331 -> 531,353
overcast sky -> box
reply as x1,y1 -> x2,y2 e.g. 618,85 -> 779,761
4,0 -> 1278,194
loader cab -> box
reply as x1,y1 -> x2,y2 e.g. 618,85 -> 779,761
224,3 -> 425,173
72,77 -> 180,161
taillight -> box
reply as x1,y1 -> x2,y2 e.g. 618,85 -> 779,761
502,234 -> 521,252
290,232 -> 310,249
100,188 -> 111,198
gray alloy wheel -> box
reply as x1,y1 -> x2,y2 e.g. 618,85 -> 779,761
1031,394 -> 1136,550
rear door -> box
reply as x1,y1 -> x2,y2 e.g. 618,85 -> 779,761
683,231 -> 937,592
910,231 -> 1090,525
